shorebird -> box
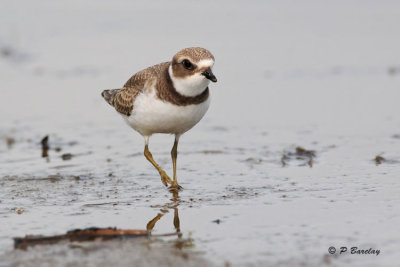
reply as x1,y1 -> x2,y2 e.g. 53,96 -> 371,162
102,47 -> 217,190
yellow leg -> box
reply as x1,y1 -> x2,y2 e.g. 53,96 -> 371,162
173,207 -> 181,234
146,213 -> 164,232
170,135 -> 182,190
147,190 -> 181,233
144,137 -> 172,187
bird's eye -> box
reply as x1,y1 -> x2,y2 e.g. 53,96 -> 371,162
182,59 -> 193,70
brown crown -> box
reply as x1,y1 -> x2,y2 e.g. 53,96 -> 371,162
172,47 -> 215,63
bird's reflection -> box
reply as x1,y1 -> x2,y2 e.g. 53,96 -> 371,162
146,190 -> 191,249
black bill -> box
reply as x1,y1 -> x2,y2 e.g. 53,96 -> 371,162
202,68 -> 217,82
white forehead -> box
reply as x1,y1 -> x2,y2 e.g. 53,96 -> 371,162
196,59 -> 214,69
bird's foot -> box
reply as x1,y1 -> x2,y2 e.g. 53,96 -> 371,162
168,183 -> 183,192
159,171 -> 173,187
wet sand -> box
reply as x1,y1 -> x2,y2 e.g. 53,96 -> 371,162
1,1 -> 400,266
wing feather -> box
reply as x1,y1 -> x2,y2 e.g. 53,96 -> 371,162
101,62 -> 170,116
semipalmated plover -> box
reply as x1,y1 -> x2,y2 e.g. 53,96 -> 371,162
102,47 -> 217,190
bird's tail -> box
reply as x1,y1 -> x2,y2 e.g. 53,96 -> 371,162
101,89 -> 120,106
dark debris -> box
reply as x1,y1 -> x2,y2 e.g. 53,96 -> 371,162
374,154 -> 400,166
61,153 -> 73,160
281,146 -> 316,167
41,136 -> 49,158
14,227 -> 148,250
6,137 -> 15,149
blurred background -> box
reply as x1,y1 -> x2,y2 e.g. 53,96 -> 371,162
1,1 -> 400,266
2,0 -> 399,132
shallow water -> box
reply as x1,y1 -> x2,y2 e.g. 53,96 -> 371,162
1,1 -> 400,266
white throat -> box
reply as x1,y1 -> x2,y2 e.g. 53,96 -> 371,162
169,65 -> 210,97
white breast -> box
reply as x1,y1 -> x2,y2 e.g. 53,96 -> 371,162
168,65 -> 210,97
122,90 -> 210,136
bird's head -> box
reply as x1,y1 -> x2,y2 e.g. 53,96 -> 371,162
169,47 -> 217,97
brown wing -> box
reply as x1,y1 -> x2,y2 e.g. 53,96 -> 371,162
123,62 -> 169,88
101,62 -> 170,116
101,87 -> 140,116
